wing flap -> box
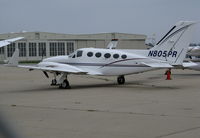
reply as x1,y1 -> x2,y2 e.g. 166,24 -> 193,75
84,70 -> 103,75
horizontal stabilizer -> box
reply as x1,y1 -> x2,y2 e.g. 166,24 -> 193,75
141,62 -> 173,68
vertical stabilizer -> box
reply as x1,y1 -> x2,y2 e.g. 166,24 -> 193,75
107,39 -> 118,49
148,21 -> 196,65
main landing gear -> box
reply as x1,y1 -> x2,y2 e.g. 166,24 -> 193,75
117,75 -> 125,85
51,73 -> 71,89
59,79 -> 71,89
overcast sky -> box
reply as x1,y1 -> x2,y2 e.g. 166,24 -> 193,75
0,0 -> 200,42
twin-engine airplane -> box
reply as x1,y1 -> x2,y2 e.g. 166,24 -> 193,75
7,21 -> 196,89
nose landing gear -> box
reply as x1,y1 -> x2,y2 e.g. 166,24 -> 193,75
51,79 -> 57,86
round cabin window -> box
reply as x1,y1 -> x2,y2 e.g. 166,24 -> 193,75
113,54 -> 119,59
95,52 -> 102,58
87,52 -> 93,57
121,54 -> 127,59
104,53 -> 111,58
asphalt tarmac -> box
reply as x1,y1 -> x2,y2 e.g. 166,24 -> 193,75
0,65 -> 200,138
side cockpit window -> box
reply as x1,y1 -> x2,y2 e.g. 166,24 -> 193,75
77,50 -> 83,57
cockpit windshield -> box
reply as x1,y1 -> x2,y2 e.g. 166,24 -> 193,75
68,51 -> 76,58
68,50 -> 83,58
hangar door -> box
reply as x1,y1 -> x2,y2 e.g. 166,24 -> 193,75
87,41 -> 96,48
77,41 -> 87,48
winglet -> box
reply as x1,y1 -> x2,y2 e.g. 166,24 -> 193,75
7,49 -> 19,66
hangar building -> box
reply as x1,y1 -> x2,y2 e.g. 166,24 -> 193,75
0,32 -> 146,62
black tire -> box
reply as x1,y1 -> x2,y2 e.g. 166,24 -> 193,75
117,76 -> 125,85
59,80 -> 71,89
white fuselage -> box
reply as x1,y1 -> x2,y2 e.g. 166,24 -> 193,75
41,48 -> 155,76
185,46 -> 200,71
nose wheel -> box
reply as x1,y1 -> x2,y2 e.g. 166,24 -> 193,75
51,79 -> 57,86
117,75 -> 125,85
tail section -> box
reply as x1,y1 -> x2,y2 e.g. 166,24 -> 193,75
107,39 -> 118,49
148,21 -> 196,65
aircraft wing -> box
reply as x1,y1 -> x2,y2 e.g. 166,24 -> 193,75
18,62 -> 88,74
0,37 -> 24,48
6,48 -> 103,75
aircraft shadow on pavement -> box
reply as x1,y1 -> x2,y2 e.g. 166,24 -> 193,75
173,73 -> 200,77
70,82 -> 179,90
5,77 -> 181,93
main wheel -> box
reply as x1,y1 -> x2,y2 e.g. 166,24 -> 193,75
59,80 -> 71,89
117,76 -> 125,85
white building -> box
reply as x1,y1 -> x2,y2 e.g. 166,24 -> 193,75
0,32 -> 146,62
